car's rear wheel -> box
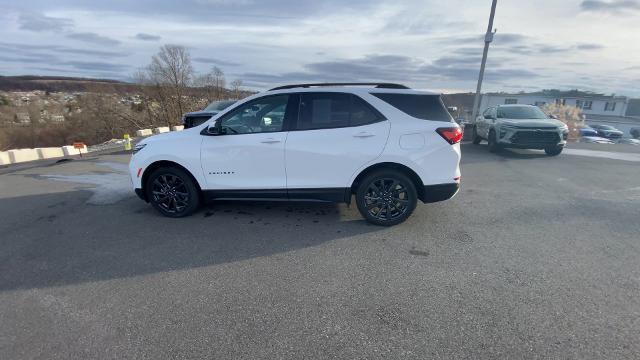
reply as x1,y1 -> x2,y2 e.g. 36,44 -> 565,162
488,130 -> 501,153
472,126 -> 482,145
356,171 -> 417,226
146,167 -> 200,217
544,146 -> 563,156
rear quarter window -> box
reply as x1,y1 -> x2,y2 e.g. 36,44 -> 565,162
372,93 -> 453,122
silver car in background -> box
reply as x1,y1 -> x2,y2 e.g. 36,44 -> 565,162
473,104 -> 568,156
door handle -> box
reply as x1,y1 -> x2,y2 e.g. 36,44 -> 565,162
260,138 -> 281,144
353,132 -> 375,138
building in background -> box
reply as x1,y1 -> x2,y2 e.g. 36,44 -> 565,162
625,98 -> 640,118
479,90 -> 629,118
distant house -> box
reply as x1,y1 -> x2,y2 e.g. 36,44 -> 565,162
626,99 -> 640,118
50,115 -> 65,123
479,90 -> 629,118
15,113 -> 30,125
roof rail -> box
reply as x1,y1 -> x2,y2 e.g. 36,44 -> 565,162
269,82 -> 410,91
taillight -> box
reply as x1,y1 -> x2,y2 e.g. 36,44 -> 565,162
436,127 -> 463,145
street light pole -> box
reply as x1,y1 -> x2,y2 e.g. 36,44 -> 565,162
471,0 -> 498,124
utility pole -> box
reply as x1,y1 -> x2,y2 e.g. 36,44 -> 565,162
471,0 -> 498,124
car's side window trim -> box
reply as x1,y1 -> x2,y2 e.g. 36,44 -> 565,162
290,92 -> 387,132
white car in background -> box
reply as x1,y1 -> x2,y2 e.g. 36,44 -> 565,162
129,83 -> 462,226
473,104 -> 569,156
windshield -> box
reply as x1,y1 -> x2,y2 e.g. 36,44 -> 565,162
596,125 -> 615,130
497,106 -> 548,119
204,100 -> 236,112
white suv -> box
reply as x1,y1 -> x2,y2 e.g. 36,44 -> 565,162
129,83 -> 462,226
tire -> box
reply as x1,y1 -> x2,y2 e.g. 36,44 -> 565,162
544,146 -> 563,156
355,170 -> 418,226
488,130 -> 501,153
472,126 -> 482,145
146,167 -> 200,218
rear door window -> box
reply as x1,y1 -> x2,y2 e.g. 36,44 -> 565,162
372,93 -> 453,122
350,95 -> 384,126
296,93 -> 385,130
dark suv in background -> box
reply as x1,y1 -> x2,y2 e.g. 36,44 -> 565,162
590,124 -> 624,139
182,100 -> 237,129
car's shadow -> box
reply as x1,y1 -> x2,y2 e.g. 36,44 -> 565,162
0,191 -> 380,292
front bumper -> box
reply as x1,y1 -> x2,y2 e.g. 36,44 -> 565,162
135,188 -> 148,202
421,183 -> 460,203
497,127 -> 566,149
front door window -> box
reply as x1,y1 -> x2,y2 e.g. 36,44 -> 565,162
219,95 -> 288,134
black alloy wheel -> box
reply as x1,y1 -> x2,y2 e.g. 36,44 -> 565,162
147,167 -> 200,217
356,171 -> 417,226
544,146 -> 563,156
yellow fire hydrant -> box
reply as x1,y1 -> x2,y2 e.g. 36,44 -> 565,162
124,134 -> 132,151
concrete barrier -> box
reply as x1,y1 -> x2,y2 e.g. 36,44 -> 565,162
136,129 -> 153,137
171,125 -> 184,132
0,151 -> 11,165
154,127 -> 170,134
8,149 -> 40,163
61,145 -> 88,156
36,147 -> 65,159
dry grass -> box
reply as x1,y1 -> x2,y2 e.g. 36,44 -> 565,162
543,103 -> 584,140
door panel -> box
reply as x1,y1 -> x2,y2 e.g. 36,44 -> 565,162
201,132 -> 287,189
200,94 -> 291,190
285,121 -> 389,189
285,92 -> 389,189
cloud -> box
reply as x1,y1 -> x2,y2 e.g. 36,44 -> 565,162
0,55 -> 53,64
18,12 -> 73,32
67,32 -> 121,46
134,33 -> 161,41
63,60 -> 129,72
193,57 -> 241,66
538,45 -> 573,54
239,53 -> 539,89
494,33 -> 528,44
576,43 -> 605,50
580,0 -> 640,13
0,42 -> 129,58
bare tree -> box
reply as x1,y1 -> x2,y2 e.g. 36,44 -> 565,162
211,67 -> 226,99
146,45 -> 195,124
195,66 -> 227,101
230,79 -> 243,99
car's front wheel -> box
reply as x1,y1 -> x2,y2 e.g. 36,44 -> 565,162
472,126 -> 482,145
146,167 -> 200,217
488,130 -> 501,153
544,146 -> 563,156
356,171 -> 417,226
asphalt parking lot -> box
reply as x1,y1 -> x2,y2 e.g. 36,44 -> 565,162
1,143 -> 639,359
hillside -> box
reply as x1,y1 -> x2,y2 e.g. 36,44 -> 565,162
0,75 -> 139,93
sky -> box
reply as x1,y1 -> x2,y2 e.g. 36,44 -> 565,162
0,0 -> 639,95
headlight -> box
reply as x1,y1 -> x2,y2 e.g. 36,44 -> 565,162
132,143 -> 147,154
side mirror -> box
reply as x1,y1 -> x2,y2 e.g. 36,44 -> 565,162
549,114 -> 558,119
202,120 -> 224,136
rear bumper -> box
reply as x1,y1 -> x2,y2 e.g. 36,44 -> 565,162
421,183 -> 459,203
